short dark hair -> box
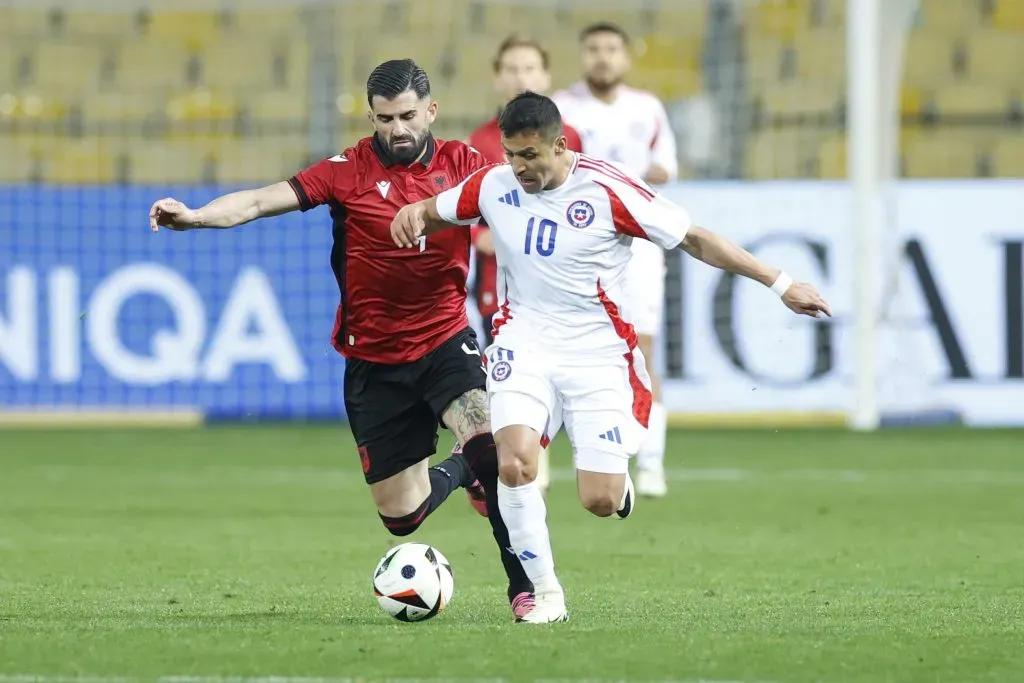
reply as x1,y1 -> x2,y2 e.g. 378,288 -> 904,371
579,21 -> 630,45
492,33 -> 550,73
498,91 -> 563,141
365,59 -> 431,106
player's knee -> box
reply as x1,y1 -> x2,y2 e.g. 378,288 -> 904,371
378,500 -> 429,537
495,428 -> 539,486
579,491 -> 619,518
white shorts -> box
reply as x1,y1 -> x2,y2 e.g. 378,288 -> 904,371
485,341 -> 653,474
624,239 -> 666,337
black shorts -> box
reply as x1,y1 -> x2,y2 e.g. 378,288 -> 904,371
343,327 -> 486,484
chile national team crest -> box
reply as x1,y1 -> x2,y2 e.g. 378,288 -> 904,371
491,361 -> 511,382
566,200 -> 595,228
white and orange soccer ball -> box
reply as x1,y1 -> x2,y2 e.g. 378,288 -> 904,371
372,542 -> 454,622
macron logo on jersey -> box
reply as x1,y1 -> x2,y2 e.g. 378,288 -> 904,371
598,427 -> 623,444
498,190 -> 521,207
328,154 -> 347,162
376,180 -> 391,198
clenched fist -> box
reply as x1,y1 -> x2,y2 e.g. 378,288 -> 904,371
149,198 -> 200,232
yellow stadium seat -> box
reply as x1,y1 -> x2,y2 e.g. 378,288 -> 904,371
222,7 -> 303,38
929,82 -> 1010,116
990,135 -> 1024,177
745,0 -> 809,40
200,41 -> 278,90
817,133 -> 846,179
917,0 -> 981,30
62,10 -> 141,38
212,138 -> 307,185
901,86 -> 926,115
968,30 -> 1024,87
745,36 -> 787,87
165,88 -> 238,123
246,90 -> 307,124
760,82 -> 842,117
38,139 -> 119,184
796,29 -> 845,81
992,0 -> 1024,30
31,42 -> 105,91
141,11 -> 222,51
114,40 -> 191,90
80,92 -> 157,125
0,135 -> 41,182
809,0 -> 846,27
902,132 -> 985,178
0,7 -> 55,38
903,31 -> 955,88
746,129 -> 818,179
127,140 -> 213,184
0,91 -> 69,123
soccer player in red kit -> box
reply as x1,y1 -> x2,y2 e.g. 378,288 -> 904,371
465,35 -> 582,495
148,59 -> 535,619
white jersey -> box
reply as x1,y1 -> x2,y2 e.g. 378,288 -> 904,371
551,82 -> 678,180
434,153 -> 691,362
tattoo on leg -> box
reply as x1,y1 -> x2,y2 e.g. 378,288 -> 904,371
443,389 -> 491,445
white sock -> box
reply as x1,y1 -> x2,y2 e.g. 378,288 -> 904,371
497,479 -> 561,594
637,401 -> 667,472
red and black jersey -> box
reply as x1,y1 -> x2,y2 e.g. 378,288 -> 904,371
288,134 -> 489,364
467,117 -> 583,318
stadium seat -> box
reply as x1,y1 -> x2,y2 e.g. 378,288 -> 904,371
809,0 -> 846,28
245,90 -> 308,127
139,10 -> 223,51
200,41 -> 282,90
916,0 -> 981,30
902,132 -> 986,178
0,7 -> 55,38
795,29 -> 845,81
759,82 -> 843,118
968,30 -> 1024,88
222,7 -> 304,38
0,91 -> 69,123
38,139 -> 120,184
165,89 -> 239,131
745,0 -> 810,40
929,82 -> 1011,117
80,92 -> 157,127
62,10 -> 141,38
211,138 -> 307,185
114,40 -> 191,90
30,42 -> 106,91
903,31 -> 956,88
126,140 -> 213,184
0,135 -> 42,182
992,0 -> 1024,30
816,133 -> 846,179
744,36 -> 787,87
990,134 -> 1024,177
746,128 -> 819,179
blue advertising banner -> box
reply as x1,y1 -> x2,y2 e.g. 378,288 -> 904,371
0,186 -> 346,419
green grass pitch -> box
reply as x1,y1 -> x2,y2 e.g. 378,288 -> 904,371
1,426 -> 1022,682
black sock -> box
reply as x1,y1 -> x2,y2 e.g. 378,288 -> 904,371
378,454 -> 470,536
462,433 -> 535,601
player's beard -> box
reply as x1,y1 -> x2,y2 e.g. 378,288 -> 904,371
388,132 -> 428,165
585,74 -> 621,97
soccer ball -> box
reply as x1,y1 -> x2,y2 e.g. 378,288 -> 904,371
372,542 -> 454,622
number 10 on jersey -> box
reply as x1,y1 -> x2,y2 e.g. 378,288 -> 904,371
524,217 -> 557,257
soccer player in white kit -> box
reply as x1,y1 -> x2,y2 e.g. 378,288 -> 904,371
391,93 -> 831,624
552,22 -> 679,498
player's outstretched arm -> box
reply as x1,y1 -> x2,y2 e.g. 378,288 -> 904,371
391,197 -> 452,248
149,181 -> 300,232
680,225 -> 833,318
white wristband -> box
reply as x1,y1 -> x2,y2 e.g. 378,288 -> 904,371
770,272 -> 793,297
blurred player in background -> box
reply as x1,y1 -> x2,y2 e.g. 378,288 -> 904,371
553,22 -> 677,498
391,93 -> 832,622
149,59 -> 536,620
464,34 -> 583,496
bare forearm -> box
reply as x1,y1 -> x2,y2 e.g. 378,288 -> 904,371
193,181 -> 299,228
419,196 -> 458,235
679,225 -> 780,286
